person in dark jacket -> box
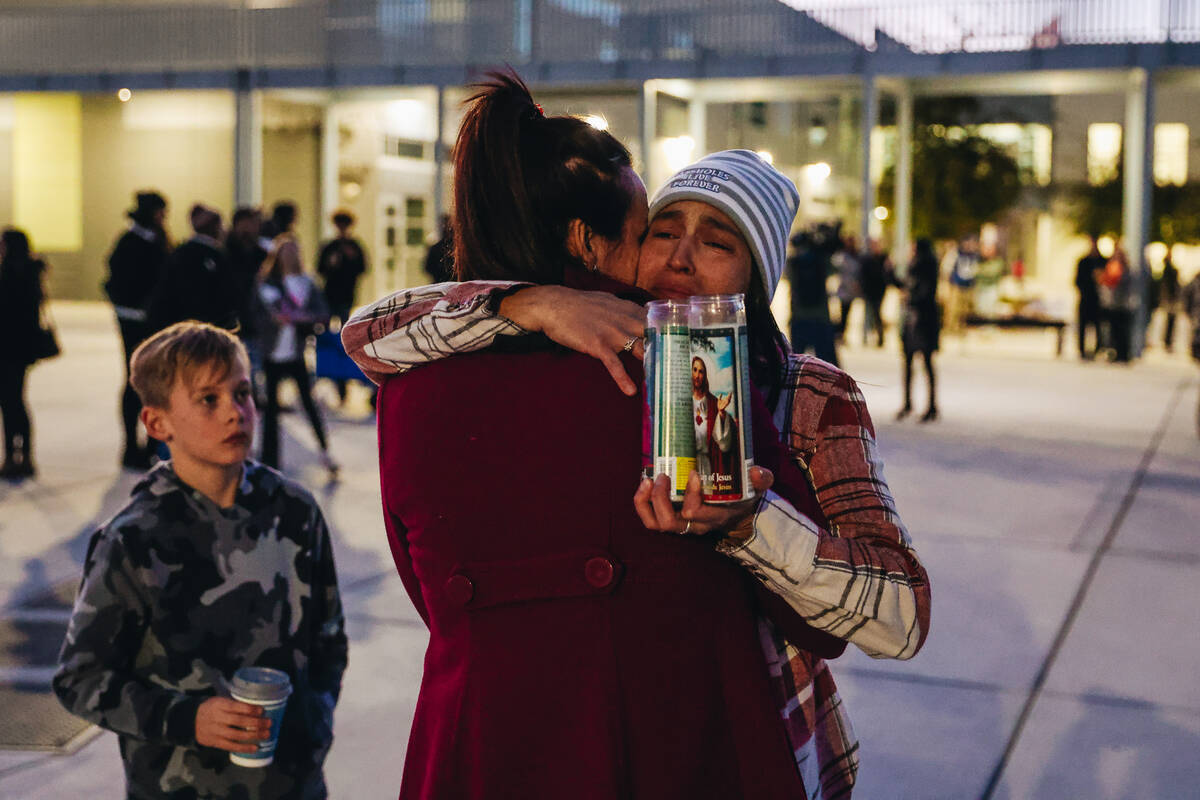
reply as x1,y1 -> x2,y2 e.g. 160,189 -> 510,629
1184,272 -> 1200,437
0,229 -> 48,479
1075,236 -> 1105,360
898,238 -> 941,422
259,201 -> 297,242
226,206 -> 268,339
147,204 -> 240,333
860,237 -> 892,348
316,210 -> 368,405
423,214 -> 454,283
786,229 -> 839,366
316,210 -> 367,324
106,190 -> 171,469
225,207 -> 269,401
1160,253 -> 1181,352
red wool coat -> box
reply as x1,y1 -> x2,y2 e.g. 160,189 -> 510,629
378,282 -> 837,799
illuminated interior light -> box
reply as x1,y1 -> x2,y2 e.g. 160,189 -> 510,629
661,135 -> 696,172
804,162 -> 832,183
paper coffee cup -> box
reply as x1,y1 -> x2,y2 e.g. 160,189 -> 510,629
228,666 -> 292,768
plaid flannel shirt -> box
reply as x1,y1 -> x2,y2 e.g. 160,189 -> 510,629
343,282 -> 931,800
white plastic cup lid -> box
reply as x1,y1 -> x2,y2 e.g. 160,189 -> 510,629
230,667 -> 292,703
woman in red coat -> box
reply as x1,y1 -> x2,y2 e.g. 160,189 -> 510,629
377,73 -> 824,798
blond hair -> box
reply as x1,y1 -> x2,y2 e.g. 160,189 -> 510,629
130,321 -> 248,408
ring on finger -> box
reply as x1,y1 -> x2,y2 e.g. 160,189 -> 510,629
681,520 -> 693,534
621,336 -> 639,353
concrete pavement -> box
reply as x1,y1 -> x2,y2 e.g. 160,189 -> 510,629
0,302 -> 1197,799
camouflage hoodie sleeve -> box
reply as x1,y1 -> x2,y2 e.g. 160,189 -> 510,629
53,528 -> 203,747
307,503 -> 348,700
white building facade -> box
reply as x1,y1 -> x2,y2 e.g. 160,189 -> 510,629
2,0 -> 1198,349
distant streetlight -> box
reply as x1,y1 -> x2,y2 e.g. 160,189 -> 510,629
583,114 -> 608,131
117,88 -> 132,103
873,206 -> 889,221
755,150 -> 774,165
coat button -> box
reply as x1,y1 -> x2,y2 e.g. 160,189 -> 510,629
444,574 -> 474,607
584,556 -> 615,589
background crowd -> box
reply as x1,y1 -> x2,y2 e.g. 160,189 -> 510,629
5,187 -> 1200,484
0,191 -> 372,481
784,222 -> 1200,426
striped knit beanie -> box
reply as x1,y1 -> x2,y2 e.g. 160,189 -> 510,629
648,149 -> 800,300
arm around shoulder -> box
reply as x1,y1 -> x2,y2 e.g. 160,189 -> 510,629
340,279 -> 532,383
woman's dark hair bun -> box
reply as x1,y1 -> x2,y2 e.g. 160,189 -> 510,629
452,69 -> 634,284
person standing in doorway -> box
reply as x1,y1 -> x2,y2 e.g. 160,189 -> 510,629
317,210 -> 369,405
105,190 -> 171,470
1074,236 -> 1105,360
898,238 -> 941,422
0,229 -> 49,479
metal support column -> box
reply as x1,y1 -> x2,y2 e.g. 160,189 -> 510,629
894,81 -> 913,270
320,102 -> 340,241
433,85 -> 447,221
515,0 -> 534,63
234,76 -> 262,208
1123,67 -> 1154,357
859,73 -> 877,250
689,95 -> 707,163
639,82 -> 658,189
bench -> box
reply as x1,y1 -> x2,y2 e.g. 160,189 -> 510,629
964,314 -> 1069,356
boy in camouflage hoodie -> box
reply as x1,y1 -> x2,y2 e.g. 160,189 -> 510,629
54,322 -> 348,800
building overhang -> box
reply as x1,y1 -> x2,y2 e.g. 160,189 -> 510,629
8,42 -> 1200,95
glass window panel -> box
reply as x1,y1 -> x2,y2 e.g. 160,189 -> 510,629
1154,123 -> 1188,186
1087,123 -> 1122,185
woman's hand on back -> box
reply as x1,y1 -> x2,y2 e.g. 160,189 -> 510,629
498,285 -> 646,396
